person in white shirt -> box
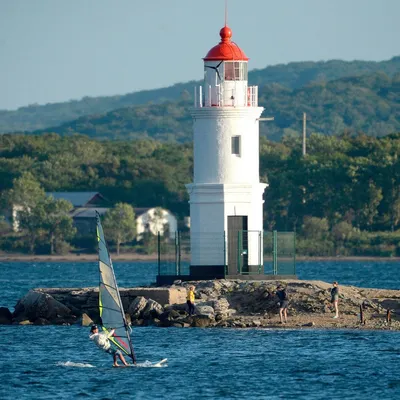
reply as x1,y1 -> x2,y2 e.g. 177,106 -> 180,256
89,325 -> 130,367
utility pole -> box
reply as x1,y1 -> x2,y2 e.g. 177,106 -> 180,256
302,112 -> 307,156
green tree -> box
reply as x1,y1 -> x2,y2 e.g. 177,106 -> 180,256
332,221 -> 354,255
5,173 -> 46,251
301,217 -> 330,240
43,197 -> 76,254
102,203 -> 136,255
6,172 -> 45,211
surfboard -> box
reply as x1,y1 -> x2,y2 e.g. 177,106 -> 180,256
113,358 -> 168,368
151,358 -> 168,367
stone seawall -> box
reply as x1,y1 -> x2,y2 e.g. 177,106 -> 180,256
1,280 -> 400,330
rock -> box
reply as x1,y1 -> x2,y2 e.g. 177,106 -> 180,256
18,320 -> 32,325
142,299 -> 164,319
195,305 -> 215,317
213,298 -> 230,315
164,303 -> 188,312
127,296 -> 147,319
192,315 -> 213,327
33,318 -> 50,325
159,309 -> 181,322
0,307 -> 12,324
215,314 -> 224,321
252,320 -> 261,327
302,322 -> 315,327
13,290 -> 71,322
81,313 -> 94,327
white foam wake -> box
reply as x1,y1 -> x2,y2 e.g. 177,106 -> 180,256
135,360 -> 168,368
57,361 -> 95,368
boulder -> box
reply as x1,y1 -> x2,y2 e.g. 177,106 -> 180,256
213,298 -> 230,316
33,318 -> 50,325
125,313 -> 132,326
81,313 -> 94,327
192,315 -> 213,328
165,303 -> 188,312
142,299 -> 164,319
13,290 -> 72,323
159,309 -> 181,322
127,296 -> 147,319
195,305 -> 214,317
18,320 -> 32,325
0,307 -> 12,325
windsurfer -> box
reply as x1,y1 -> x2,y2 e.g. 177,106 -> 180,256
89,325 -> 131,367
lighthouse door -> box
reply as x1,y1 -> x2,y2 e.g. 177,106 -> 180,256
227,216 -> 248,275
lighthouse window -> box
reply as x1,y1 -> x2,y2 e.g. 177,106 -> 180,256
224,62 -> 248,81
232,136 -> 241,156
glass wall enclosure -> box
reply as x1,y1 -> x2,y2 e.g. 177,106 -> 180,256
197,60 -> 255,108
224,61 -> 248,81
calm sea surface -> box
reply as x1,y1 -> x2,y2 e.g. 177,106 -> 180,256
1,260 -> 400,399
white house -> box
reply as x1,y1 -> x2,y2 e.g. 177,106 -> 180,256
12,192 -> 177,240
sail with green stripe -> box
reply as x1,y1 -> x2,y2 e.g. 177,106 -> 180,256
96,212 -> 136,363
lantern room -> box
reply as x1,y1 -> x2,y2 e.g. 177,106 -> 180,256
194,26 -> 258,108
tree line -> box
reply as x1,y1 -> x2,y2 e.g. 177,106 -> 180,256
23,71 -> 400,143
0,132 -> 399,256
0,56 -> 399,134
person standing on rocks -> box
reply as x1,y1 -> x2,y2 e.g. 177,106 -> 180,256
89,325 -> 131,367
330,282 -> 340,319
186,286 -> 196,316
276,285 -> 289,324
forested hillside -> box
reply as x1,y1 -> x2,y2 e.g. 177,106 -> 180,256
0,56 -> 399,134
31,71 -> 400,142
1,132 -> 399,231
1,133 -> 399,255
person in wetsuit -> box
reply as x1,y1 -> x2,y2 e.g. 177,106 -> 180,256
89,325 -> 130,367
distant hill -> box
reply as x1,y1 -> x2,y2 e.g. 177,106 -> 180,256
31,71 -> 400,142
1,56 -> 399,134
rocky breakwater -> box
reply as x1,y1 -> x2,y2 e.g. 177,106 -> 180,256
1,280 -> 400,330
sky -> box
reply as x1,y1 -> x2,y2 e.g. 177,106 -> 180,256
0,0 -> 399,110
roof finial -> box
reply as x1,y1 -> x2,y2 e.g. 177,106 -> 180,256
225,0 -> 228,27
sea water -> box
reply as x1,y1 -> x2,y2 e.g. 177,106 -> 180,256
0,260 -> 399,399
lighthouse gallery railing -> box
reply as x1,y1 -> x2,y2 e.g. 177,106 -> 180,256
194,85 -> 258,108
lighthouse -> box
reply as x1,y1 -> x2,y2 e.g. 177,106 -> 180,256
186,25 -> 267,279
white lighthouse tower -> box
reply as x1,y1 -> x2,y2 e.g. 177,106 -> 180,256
186,25 -> 267,279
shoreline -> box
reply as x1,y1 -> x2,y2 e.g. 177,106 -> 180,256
2,280 -> 399,331
0,253 -> 399,262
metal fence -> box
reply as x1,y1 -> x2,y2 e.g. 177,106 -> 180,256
158,230 -> 296,278
263,231 -> 296,275
157,232 -> 190,276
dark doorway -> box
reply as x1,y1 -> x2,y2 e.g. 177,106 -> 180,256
227,216 -> 248,275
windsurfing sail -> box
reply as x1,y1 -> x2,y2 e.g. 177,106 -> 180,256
96,212 -> 136,363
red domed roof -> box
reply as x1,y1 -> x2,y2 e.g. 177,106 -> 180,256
204,26 -> 249,61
